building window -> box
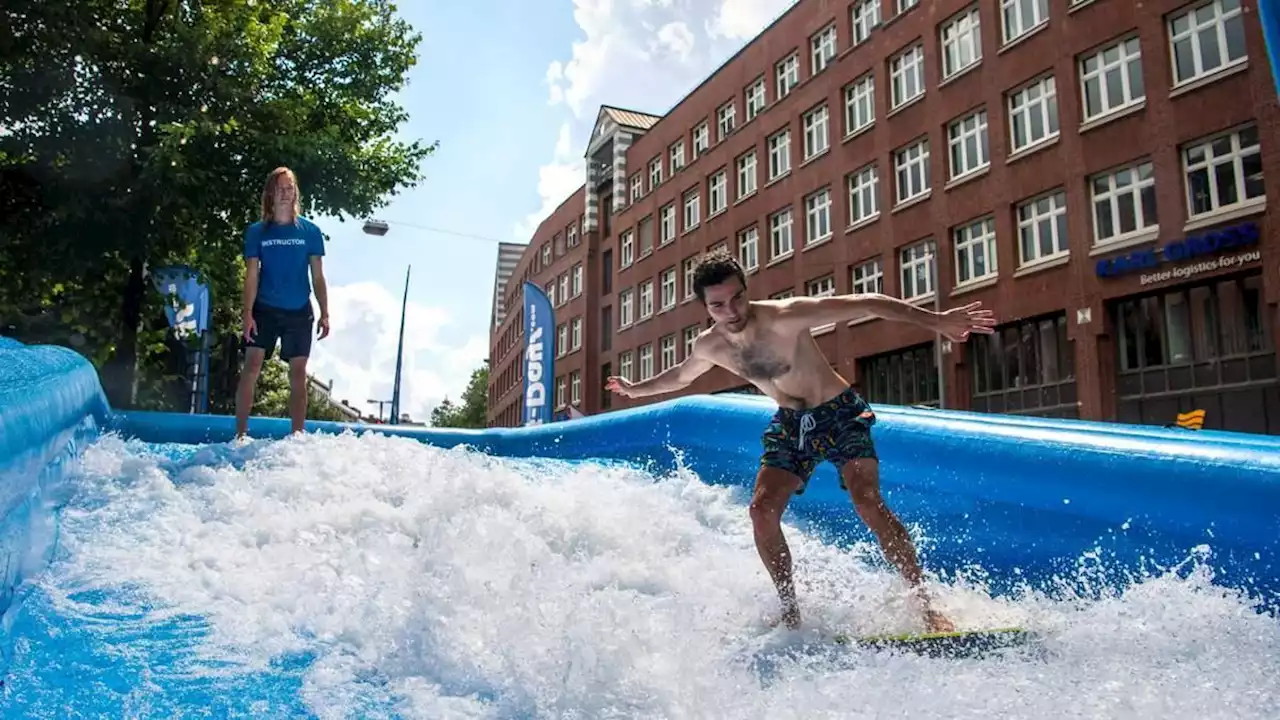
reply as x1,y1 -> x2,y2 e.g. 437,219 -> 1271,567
683,325 -> 700,358
683,190 -> 700,230
941,6 -> 981,79
768,128 -> 791,179
776,52 -> 799,98
851,0 -> 880,45
898,0 -> 918,12
844,73 -> 875,136
619,352 -> 634,381
557,323 -> 568,357
1091,160 -> 1157,246
649,157 -> 662,189
670,141 -> 685,171
803,104 -> 830,160
737,150 -> 757,199
899,239 -> 934,301
572,263 -> 583,296
709,170 -> 728,215
851,257 -> 883,294
745,77 -> 766,120
1016,189 -> 1068,266
571,316 -> 582,350
659,204 -> 676,244
769,208 -> 794,259
639,280 -> 654,319
619,288 -> 634,326
1080,36 -> 1144,123
570,370 -> 581,405
555,376 -> 566,408
545,281 -> 555,305
717,102 -> 736,140
847,164 -> 879,225
953,216 -> 997,286
682,256 -> 696,300
660,334 -> 677,371
630,174 -> 643,202
770,288 -> 795,300
948,109 -> 989,180
639,344 -> 654,380
1008,75 -> 1058,154
1183,124 -> 1264,219
970,313 -> 1077,418
807,274 -> 836,297
812,23 -> 837,73
1168,0 -> 1246,87
859,343 -> 939,407
739,226 -> 759,271
1001,0 -> 1047,45
804,187 -> 832,245
693,122 -> 709,157
660,267 -> 676,310
890,43 -> 925,109
894,138 -> 930,205
558,273 -> 569,303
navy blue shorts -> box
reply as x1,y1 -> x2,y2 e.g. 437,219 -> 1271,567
760,386 -> 878,494
248,301 -> 314,361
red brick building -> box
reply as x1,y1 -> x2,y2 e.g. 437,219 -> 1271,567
489,0 -> 1279,434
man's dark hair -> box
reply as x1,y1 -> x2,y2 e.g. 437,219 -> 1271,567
692,248 -> 746,302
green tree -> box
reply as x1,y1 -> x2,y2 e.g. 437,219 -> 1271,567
431,361 -> 488,428
0,0 -> 434,409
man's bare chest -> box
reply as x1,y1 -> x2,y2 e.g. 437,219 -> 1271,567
726,339 -> 793,382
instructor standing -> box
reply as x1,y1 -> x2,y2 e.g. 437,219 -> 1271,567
235,166 -> 330,438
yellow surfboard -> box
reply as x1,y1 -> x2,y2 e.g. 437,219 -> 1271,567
834,626 -> 1030,658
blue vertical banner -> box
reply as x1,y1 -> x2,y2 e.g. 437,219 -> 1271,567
151,265 -> 212,414
522,281 -> 555,426
1261,0 -> 1280,98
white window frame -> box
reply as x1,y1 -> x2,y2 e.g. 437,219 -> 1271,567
670,141 -> 685,171
804,187 -> 832,245
844,73 -> 875,136
557,323 -> 568,357
953,216 -> 997,286
847,163 -> 879,226
683,256 -> 696,300
1182,124 -> 1264,219
709,170 -> 728,215
619,288 -> 634,326
1008,74 -> 1059,154
649,157 -> 662,189
639,344 -> 654,380
776,53 -> 799,98
746,78 -> 766,120
851,0 -> 880,46
1167,0 -> 1247,88
948,109 -> 989,180
570,370 -> 581,405
683,326 -> 699,358
807,274 -> 836,297
1090,159 -> 1158,246
620,231 -> 634,267
660,334 -> 676,371
899,239 -> 935,301
619,351 -> 634,381
894,138 -> 930,205
717,102 -> 736,141
683,189 -> 700,230
737,150 -> 757,199
572,262 -> 583,296
1016,189 -> 1069,267
768,129 -> 791,179
890,43 -> 925,109
693,122 -> 709,157
571,316 -> 582,350
739,226 -> 759,271
555,376 -> 566,408
812,24 -> 837,73
803,104 -> 830,160
639,280 -> 654,319
1080,36 -> 1144,123
770,208 -> 794,259
660,267 -> 677,310
941,6 -> 982,79
1001,0 -> 1047,46
630,174 -> 643,202
660,204 -> 676,244
851,257 -> 884,294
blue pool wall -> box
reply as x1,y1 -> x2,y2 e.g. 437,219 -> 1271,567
3,335 -> 1280,652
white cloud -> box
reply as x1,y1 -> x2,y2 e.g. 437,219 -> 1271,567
516,0 -> 797,239
305,282 -> 488,424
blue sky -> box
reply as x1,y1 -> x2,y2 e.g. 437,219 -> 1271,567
306,0 -> 796,422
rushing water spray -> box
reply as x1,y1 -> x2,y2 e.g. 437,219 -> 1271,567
6,431 -> 1280,719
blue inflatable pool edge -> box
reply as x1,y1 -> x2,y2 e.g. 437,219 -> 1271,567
2,335 -> 1279,678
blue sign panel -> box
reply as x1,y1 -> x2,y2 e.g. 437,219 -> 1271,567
151,265 -> 211,338
1260,0 -> 1280,99
521,281 -> 555,426
1094,222 -> 1260,282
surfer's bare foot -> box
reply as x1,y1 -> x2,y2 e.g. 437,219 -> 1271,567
924,608 -> 955,633
765,602 -> 801,630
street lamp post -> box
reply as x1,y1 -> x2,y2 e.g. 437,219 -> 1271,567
362,220 -> 411,425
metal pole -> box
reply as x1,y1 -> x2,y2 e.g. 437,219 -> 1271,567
932,248 -> 945,409
389,265 -> 410,424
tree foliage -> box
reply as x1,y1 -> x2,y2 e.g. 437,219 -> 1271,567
431,362 -> 488,428
0,0 -> 434,410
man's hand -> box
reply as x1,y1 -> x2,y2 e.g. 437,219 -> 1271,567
242,313 -> 257,342
604,375 -> 636,398
933,301 -> 997,342
317,313 -> 330,340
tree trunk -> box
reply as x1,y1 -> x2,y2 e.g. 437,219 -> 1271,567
102,255 -> 146,408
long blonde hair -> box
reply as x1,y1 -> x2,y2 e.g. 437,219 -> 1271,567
259,166 -> 300,223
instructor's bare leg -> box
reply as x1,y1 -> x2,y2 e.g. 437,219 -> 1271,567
235,347 -> 266,438
840,457 -> 954,633
749,467 -> 804,629
287,356 -> 309,434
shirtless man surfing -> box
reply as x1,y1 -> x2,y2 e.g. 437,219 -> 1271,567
605,250 -> 996,633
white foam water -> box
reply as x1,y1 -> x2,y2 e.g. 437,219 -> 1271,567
36,431 -> 1280,719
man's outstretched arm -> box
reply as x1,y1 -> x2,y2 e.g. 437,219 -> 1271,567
606,344 -> 717,398
776,294 -> 997,340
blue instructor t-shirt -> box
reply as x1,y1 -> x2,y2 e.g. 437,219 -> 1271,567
243,216 -> 325,311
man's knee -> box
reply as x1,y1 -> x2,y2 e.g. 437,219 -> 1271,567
288,358 -> 308,384
242,349 -> 266,378
750,467 -> 801,525
841,457 -> 883,509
